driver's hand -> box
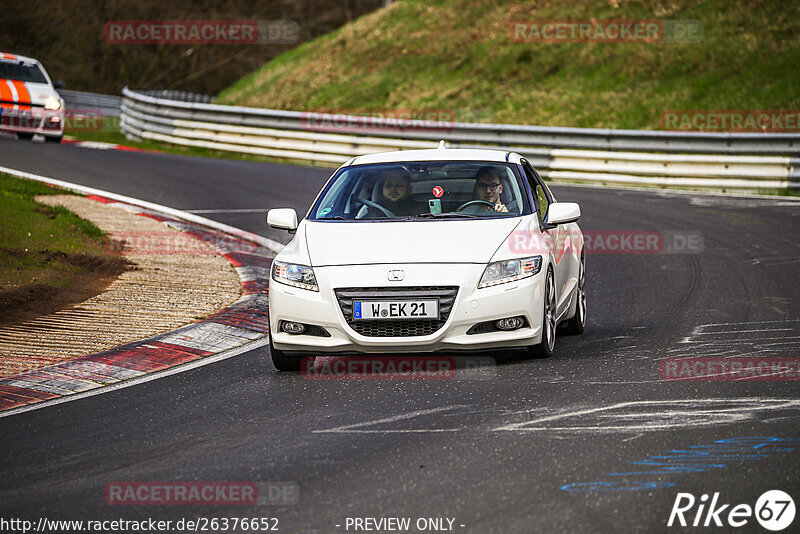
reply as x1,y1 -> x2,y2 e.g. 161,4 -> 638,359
495,202 -> 508,212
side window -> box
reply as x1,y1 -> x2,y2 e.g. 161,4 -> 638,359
521,161 -> 550,223
534,183 -> 549,222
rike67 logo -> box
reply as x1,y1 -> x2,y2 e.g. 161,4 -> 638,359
668,490 -> 795,531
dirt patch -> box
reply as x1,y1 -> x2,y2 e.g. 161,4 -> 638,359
0,249 -> 133,326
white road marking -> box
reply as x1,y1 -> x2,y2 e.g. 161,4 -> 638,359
186,208 -> 269,213
693,329 -> 793,335
493,398 -> 800,433
313,405 -> 466,434
679,320 -> 800,345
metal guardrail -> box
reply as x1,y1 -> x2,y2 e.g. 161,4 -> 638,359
120,87 -> 799,190
61,90 -> 122,117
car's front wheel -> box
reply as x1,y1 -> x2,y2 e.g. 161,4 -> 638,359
529,267 -> 556,358
269,336 -> 308,372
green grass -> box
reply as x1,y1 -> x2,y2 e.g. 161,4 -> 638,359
216,0 -> 800,130
0,174 -> 113,293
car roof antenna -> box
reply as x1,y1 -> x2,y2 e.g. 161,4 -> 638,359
438,140 -> 447,149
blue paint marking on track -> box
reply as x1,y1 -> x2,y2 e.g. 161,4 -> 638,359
560,437 -> 800,492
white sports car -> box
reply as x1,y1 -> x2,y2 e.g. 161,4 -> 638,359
0,52 -> 65,142
266,147 -> 585,371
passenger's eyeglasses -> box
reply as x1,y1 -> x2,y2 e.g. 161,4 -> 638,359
476,182 -> 501,191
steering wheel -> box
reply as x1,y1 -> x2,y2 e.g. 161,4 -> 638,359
456,200 -> 495,212
353,197 -> 397,218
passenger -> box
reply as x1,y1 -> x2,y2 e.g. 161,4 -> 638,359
367,169 -> 422,217
462,166 -> 508,214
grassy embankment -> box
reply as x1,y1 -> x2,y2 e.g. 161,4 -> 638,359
69,0 -> 800,192
0,174 -> 129,325
218,0 -> 799,129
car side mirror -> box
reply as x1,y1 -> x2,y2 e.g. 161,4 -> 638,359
53,80 -> 65,89
267,208 -> 298,232
543,202 -> 580,230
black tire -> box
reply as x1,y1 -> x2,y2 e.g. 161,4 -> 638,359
45,134 -> 63,143
269,336 -> 313,372
529,268 -> 556,358
562,251 -> 586,335
17,132 -> 33,140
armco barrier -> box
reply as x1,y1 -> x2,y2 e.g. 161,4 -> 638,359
120,87 -> 799,190
62,90 -> 122,117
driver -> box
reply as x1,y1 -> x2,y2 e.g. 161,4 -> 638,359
366,169 -> 421,217
462,166 -> 508,214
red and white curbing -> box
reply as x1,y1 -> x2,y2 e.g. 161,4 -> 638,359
61,138 -> 159,153
0,167 -> 283,416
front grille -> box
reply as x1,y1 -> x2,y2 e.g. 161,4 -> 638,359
335,286 -> 459,337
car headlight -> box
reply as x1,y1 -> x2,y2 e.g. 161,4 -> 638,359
271,260 -> 318,291
478,256 -> 542,288
44,96 -> 62,110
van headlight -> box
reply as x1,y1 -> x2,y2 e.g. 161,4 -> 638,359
478,256 -> 542,288
44,96 -> 62,110
271,260 -> 318,291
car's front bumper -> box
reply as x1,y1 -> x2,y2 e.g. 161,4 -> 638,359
0,106 -> 64,137
269,263 -> 545,354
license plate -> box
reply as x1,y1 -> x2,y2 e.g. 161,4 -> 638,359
0,108 -> 31,118
353,300 -> 439,320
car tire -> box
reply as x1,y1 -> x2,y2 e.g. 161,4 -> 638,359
562,252 -> 586,335
269,336 -> 308,372
17,133 -> 34,140
529,267 -> 556,358
45,134 -> 63,143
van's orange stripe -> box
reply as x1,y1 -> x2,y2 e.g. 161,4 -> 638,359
0,79 -> 13,109
1,53 -> 17,60
11,80 -> 31,110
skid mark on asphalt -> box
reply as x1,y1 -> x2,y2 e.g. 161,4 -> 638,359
314,399 -> 800,435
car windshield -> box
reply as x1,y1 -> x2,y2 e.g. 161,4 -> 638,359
0,60 -> 48,84
310,161 -> 531,221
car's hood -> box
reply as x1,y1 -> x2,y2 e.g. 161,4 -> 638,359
305,218 -> 523,266
0,80 -> 58,107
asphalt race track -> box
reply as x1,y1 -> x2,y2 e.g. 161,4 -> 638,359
2,138 -> 800,533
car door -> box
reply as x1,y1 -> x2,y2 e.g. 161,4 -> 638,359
522,161 -> 572,317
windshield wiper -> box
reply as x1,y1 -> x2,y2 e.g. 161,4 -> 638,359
413,212 -> 480,219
